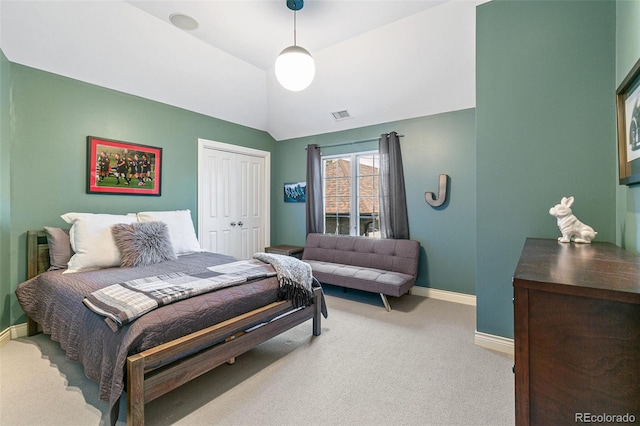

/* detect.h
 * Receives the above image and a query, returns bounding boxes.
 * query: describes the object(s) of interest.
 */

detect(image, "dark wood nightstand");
[264,244,304,259]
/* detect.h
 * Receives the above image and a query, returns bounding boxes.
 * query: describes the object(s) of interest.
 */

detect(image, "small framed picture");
[86,136,162,195]
[284,182,306,203]
[616,57,640,185]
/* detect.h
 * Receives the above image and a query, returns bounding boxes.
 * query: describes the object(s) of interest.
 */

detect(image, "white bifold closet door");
[200,147,265,259]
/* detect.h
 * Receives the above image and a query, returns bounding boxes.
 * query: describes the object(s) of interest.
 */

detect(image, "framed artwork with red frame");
[87,136,162,196]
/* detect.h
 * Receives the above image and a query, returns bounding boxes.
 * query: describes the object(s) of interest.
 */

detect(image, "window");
[322,152,380,237]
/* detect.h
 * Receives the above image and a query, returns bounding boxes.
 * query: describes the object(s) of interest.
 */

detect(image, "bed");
[17,229,324,426]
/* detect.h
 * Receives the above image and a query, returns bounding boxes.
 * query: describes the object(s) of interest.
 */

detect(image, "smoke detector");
[169,13,199,31]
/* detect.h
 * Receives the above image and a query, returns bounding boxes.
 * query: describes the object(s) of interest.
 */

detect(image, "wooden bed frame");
[26,230,322,426]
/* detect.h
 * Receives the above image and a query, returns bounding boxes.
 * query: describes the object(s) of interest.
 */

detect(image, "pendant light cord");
[293,10,297,46]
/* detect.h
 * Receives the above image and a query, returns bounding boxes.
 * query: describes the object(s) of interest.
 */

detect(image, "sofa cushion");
[304,260,415,297]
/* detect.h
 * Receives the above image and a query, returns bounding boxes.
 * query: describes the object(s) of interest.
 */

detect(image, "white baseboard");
[0,323,29,348]
[11,322,28,339]
[411,289,512,356]
[474,330,514,356]
[412,286,476,306]
[0,327,10,348]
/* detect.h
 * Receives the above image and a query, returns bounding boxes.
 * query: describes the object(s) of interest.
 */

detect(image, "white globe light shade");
[275,45,315,91]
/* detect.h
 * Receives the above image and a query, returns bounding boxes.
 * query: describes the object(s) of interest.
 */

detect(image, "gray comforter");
[15,252,280,410]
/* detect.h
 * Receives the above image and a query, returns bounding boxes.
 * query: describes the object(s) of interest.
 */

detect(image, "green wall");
[3,0,633,342]
[5,64,276,325]
[271,109,477,295]
[1,49,11,331]
[476,0,617,338]
[616,0,640,254]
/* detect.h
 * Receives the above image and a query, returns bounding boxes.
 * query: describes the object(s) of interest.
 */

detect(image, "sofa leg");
[380,294,391,312]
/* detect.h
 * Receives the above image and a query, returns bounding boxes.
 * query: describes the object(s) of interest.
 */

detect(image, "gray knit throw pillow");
[111,221,177,267]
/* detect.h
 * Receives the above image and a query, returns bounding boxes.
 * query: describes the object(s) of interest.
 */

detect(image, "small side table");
[264,244,304,259]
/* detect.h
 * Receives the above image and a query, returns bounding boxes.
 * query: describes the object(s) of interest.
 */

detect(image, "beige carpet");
[0,287,515,425]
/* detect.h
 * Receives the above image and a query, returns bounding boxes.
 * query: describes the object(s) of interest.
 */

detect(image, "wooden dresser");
[513,238,640,426]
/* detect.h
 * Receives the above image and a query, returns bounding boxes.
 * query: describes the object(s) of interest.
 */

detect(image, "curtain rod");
[305,134,404,150]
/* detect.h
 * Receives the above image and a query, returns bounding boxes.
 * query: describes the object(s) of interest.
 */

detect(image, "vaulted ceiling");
[0,0,482,141]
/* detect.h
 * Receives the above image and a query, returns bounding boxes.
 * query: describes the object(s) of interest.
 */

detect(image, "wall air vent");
[331,110,352,121]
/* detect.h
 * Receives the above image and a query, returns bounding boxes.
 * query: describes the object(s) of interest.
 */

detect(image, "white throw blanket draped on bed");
[253,252,314,308]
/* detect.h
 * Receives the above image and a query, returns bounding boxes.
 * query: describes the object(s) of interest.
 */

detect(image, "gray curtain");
[379,132,409,239]
[306,144,324,235]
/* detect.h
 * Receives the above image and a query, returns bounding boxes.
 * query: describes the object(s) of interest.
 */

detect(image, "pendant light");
[275,0,315,91]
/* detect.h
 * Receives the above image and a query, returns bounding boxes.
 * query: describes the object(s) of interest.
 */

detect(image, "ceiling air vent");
[331,110,352,121]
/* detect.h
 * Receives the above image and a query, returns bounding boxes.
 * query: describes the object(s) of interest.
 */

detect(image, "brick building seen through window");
[322,153,379,237]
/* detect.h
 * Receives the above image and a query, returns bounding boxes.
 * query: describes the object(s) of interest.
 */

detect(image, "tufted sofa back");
[302,233,420,277]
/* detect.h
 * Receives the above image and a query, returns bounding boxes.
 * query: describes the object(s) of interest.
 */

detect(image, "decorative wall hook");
[425,174,449,208]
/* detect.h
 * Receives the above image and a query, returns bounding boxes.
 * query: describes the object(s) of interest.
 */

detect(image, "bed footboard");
[124,286,323,426]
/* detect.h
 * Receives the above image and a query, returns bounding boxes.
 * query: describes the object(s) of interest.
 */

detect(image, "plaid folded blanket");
[83,259,276,331]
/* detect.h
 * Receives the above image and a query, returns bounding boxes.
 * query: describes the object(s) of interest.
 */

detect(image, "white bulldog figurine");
[549,196,597,244]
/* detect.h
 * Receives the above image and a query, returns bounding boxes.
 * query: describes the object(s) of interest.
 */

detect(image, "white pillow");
[136,209,202,256]
[61,212,138,273]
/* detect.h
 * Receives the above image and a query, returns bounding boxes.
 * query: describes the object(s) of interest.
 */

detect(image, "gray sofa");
[302,233,420,311]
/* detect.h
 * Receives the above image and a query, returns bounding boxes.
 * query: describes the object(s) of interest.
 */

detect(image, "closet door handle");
[230,222,237,227]
[237,221,243,227]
